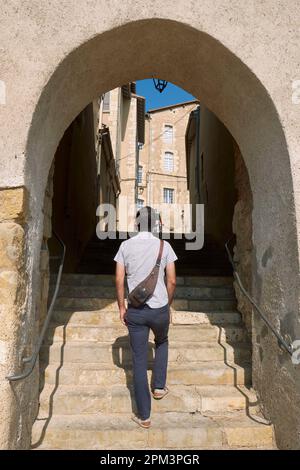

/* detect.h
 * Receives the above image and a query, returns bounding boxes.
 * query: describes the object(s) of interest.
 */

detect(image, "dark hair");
[136,206,160,232]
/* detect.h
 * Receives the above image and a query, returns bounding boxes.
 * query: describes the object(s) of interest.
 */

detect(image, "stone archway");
[1,12,300,449]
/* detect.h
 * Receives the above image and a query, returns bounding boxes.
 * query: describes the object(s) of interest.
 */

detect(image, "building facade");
[185,103,236,245]
[138,101,198,232]
[185,103,253,334]
[101,84,145,232]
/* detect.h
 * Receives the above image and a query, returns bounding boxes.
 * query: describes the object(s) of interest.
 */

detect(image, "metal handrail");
[6,231,66,381]
[225,237,293,356]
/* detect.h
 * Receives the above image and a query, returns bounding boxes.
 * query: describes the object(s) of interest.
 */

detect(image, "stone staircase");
[77,234,232,276]
[32,274,274,449]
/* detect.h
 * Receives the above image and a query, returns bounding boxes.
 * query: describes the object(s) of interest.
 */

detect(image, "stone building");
[51,102,100,272]
[96,124,121,229]
[101,84,145,232]
[186,103,235,244]
[49,95,122,270]
[185,103,252,333]
[138,101,198,232]
[0,1,300,451]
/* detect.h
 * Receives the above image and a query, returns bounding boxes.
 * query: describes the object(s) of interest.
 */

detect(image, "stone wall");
[232,143,253,335]
[0,187,33,448]
[0,172,53,448]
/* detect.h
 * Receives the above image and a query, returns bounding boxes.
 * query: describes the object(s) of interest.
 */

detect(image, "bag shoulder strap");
[155,239,164,267]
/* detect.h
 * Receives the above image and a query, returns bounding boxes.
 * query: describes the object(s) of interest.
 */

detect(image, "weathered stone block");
[0,222,25,270]
[223,421,274,448]
[0,187,27,223]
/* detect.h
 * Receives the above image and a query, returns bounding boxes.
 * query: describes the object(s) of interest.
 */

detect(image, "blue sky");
[136,79,196,112]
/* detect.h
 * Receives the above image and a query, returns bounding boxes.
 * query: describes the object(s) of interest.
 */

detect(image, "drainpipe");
[116,87,121,178]
[196,106,201,202]
[147,114,152,205]
[97,113,103,177]
[135,134,139,206]
[96,131,103,205]
[115,88,122,231]
[96,97,104,209]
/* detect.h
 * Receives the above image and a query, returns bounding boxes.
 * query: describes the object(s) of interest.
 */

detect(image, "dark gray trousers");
[126,302,170,420]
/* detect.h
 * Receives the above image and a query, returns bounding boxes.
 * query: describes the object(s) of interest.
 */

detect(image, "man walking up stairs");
[114,207,177,428]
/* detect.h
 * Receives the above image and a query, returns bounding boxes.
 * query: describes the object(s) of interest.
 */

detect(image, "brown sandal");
[152,387,169,400]
[131,415,151,429]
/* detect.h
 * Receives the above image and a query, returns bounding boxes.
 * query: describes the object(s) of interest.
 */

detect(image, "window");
[164,152,174,172]
[163,125,173,144]
[137,165,143,184]
[103,92,110,112]
[137,198,144,209]
[163,188,174,204]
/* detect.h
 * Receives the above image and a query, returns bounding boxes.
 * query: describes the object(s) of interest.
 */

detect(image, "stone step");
[31,411,274,450]
[45,323,248,344]
[180,276,233,287]
[37,272,272,451]
[53,285,235,300]
[52,274,233,287]
[54,297,237,311]
[41,361,251,387]
[38,383,257,416]
[52,309,242,326]
[40,341,251,365]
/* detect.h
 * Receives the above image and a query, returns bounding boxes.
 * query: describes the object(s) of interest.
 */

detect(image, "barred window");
[164,152,174,172]
[163,125,173,144]
[138,165,143,184]
[163,188,174,204]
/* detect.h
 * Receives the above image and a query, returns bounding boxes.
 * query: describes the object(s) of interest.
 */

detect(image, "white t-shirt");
[114,232,178,308]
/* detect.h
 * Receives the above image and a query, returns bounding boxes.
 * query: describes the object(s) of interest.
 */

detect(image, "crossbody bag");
[127,239,164,308]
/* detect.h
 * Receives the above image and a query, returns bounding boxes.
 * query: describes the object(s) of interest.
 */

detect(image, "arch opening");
[12,18,300,449]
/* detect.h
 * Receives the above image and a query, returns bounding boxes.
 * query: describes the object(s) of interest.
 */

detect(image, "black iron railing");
[6,231,66,381]
[225,237,293,356]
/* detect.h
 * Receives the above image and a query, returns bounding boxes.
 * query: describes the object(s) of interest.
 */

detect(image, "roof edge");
[147,99,199,114]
